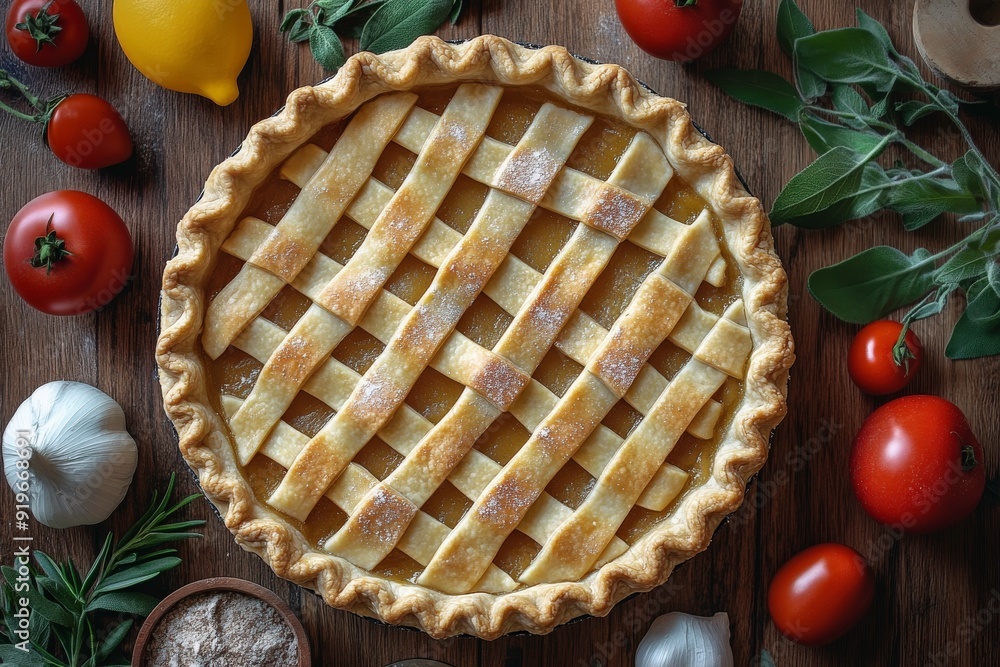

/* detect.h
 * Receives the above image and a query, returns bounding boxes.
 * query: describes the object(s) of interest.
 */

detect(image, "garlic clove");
[635,611,734,667]
[3,381,138,529]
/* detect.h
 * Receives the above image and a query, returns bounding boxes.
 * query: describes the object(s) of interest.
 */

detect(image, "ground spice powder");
[144,591,299,666]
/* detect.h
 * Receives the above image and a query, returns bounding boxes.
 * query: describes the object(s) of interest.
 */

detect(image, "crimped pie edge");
[155,34,794,639]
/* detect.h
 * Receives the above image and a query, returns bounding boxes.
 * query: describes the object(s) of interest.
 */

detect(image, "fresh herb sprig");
[0,474,204,667]
[706,0,1000,360]
[281,0,465,71]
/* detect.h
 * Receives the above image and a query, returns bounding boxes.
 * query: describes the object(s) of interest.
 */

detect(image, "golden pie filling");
[202,84,747,593]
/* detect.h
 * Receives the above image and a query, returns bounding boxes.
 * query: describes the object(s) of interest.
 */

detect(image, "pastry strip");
[202,92,417,359]
[224,85,501,464]
[267,104,594,521]
[521,301,751,583]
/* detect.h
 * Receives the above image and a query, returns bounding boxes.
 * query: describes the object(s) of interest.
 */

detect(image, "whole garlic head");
[635,612,734,667]
[2,381,138,528]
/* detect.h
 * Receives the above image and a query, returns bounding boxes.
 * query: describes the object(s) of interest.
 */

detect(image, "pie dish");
[156,35,793,638]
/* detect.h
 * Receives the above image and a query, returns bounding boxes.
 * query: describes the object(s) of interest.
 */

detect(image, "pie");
[156,35,793,638]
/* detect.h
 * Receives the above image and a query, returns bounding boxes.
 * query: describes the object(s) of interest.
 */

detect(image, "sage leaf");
[808,246,937,323]
[895,100,938,126]
[906,285,955,321]
[776,0,813,56]
[704,69,804,121]
[831,84,871,123]
[884,174,982,230]
[795,29,902,95]
[774,0,825,100]
[361,0,453,54]
[946,309,1000,359]
[778,162,888,229]
[85,592,159,616]
[856,9,897,55]
[799,113,885,155]
[771,138,891,225]
[935,247,989,284]
[988,260,1000,296]
[280,8,309,32]
[337,0,390,39]
[317,0,359,25]
[0,645,47,667]
[449,0,464,25]
[309,23,346,71]
[24,588,72,627]
[966,277,1000,325]
[953,151,989,200]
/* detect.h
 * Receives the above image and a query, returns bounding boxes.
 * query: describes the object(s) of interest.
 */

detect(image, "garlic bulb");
[635,612,734,667]
[2,381,138,528]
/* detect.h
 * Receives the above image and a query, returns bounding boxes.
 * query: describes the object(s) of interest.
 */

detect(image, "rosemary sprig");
[0,474,204,667]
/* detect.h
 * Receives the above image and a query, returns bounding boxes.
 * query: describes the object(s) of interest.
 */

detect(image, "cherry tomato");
[45,94,133,169]
[850,395,985,533]
[848,320,922,395]
[614,0,744,62]
[768,543,875,646]
[5,0,89,67]
[3,191,134,315]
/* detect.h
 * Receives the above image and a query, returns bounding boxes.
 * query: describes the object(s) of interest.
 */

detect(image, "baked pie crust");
[156,35,793,638]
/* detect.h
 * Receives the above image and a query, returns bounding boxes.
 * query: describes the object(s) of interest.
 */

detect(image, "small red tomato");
[850,395,985,533]
[3,191,134,315]
[848,320,922,395]
[768,543,875,646]
[5,0,89,67]
[614,0,744,62]
[46,94,133,169]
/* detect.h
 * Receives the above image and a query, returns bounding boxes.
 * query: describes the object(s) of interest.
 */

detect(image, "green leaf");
[280,7,309,32]
[965,277,1000,325]
[309,23,346,71]
[81,533,113,596]
[856,9,897,55]
[704,69,805,121]
[947,308,1000,358]
[895,100,938,126]
[795,28,902,95]
[85,592,159,617]
[449,0,464,25]
[832,84,871,120]
[988,260,1000,296]
[0,644,48,666]
[776,0,814,57]
[93,558,181,595]
[336,0,390,38]
[777,162,888,229]
[953,151,989,201]
[935,247,989,284]
[884,174,983,230]
[808,246,937,323]
[287,18,313,43]
[760,649,778,667]
[317,0,359,25]
[36,579,79,615]
[95,619,132,662]
[23,589,72,628]
[799,113,885,155]
[771,137,891,225]
[360,0,452,54]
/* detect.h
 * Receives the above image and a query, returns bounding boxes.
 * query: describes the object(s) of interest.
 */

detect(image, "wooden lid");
[914,0,1000,90]
[131,577,311,666]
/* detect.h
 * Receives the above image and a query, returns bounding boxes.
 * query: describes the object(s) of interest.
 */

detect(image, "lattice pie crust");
[157,35,793,638]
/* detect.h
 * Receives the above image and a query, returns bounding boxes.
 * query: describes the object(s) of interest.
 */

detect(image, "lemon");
[113,0,253,106]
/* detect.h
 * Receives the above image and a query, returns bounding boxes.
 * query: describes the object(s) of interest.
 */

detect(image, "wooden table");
[2,1,998,665]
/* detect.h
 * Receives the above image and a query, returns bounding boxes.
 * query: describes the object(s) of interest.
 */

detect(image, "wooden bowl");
[131,577,311,667]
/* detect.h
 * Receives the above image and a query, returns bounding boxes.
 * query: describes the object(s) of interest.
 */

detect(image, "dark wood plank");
[1,1,997,666]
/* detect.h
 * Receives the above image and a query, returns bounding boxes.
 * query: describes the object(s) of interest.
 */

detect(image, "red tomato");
[850,396,985,533]
[5,0,89,67]
[46,94,133,169]
[768,543,875,646]
[614,0,744,62]
[848,320,922,395]
[3,191,133,315]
